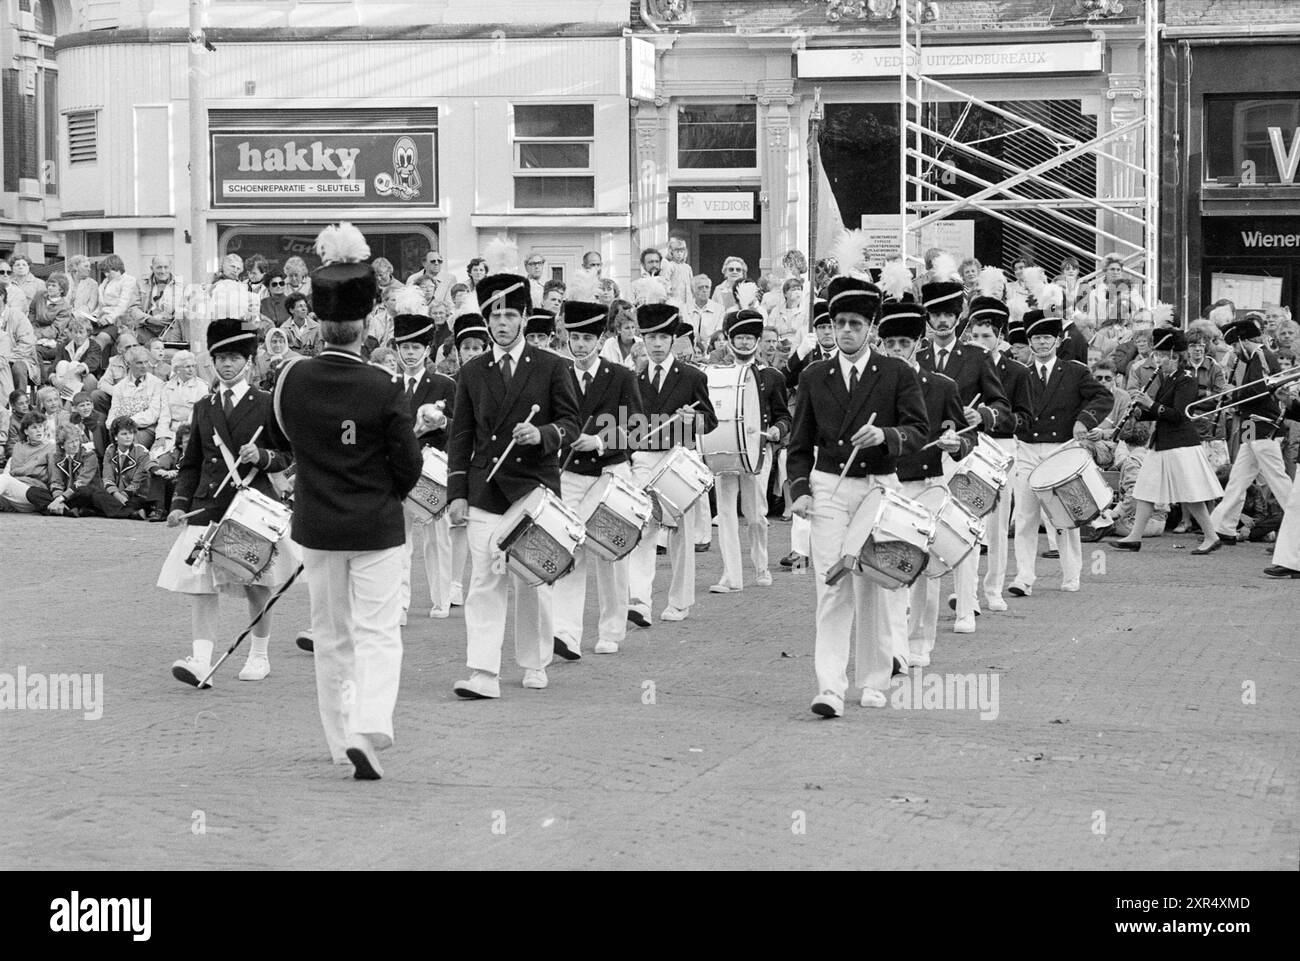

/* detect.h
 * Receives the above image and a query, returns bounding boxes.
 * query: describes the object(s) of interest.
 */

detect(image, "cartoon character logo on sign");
[374,136,422,201]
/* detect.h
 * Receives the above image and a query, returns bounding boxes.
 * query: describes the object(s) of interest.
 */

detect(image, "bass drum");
[697,364,764,475]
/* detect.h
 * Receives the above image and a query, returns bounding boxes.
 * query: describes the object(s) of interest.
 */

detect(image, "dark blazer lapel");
[824,362,849,415]
[227,386,259,436]
[585,361,616,418]
[841,355,886,433]
[490,346,538,433]
[207,392,239,455]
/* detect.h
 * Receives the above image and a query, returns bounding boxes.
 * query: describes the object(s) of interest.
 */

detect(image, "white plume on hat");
[879,259,914,302]
[483,235,520,275]
[829,228,874,279]
[1021,266,1047,300]
[1151,302,1175,327]
[1207,303,1234,327]
[631,276,669,307]
[977,266,1007,299]
[1039,283,1064,317]
[930,252,958,281]
[1007,290,1029,325]
[565,267,600,302]
[736,281,759,309]
[314,222,370,265]
[392,285,428,317]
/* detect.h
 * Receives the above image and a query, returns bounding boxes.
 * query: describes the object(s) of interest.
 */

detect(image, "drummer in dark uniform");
[787,277,929,718]
[879,299,972,668]
[445,273,581,699]
[709,308,791,594]
[626,303,718,626]
[1006,310,1111,598]
[391,291,457,623]
[160,317,295,688]
[551,300,645,659]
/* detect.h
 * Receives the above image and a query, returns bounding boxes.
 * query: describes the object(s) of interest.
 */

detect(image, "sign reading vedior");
[676,191,755,221]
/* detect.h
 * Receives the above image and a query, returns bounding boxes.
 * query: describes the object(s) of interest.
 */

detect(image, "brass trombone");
[1184,365,1300,421]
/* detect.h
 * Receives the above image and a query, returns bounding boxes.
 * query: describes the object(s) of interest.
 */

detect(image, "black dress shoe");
[553,637,581,661]
[627,609,651,629]
[148,509,166,522]
[1264,565,1300,578]
[655,545,667,555]
[979,544,988,555]
[1217,533,1238,544]
[1040,549,1060,559]
[296,635,315,653]
[779,551,798,568]
[1111,540,1141,552]
[1191,540,1222,556]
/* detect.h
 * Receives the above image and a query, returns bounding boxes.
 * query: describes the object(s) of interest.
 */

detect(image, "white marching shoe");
[811,690,844,718]
[985,596,1008,612]
[453,671,500,699]
[171,656,211,687]
[522,669,549,690]
[953,616,976,634]
[756,570,773,587]
[594,639,620,654]
[238,653,271,681]
[429,604,450,619]
[909,652,931,667]
[859,688,888,708]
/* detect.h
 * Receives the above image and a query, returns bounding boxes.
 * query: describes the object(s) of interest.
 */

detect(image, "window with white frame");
[676,104,758,171]
[513,104,595,209]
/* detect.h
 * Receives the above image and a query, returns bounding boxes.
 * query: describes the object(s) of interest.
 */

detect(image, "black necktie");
[581,371,592,394]
[937,348,949,373]
[651,366,663,395]
[848,365,859,394]
[1037,365,1048,387]
[222,388,234,419]
[499,354,512,388]
[406,377,417,399]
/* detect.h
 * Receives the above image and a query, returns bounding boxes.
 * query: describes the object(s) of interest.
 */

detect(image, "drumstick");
[830,413,876,499]
[560,415,596,472]
[485,404,540,485]
[213,425,264,497]
[642,401,699,444]
[921,422,980,452]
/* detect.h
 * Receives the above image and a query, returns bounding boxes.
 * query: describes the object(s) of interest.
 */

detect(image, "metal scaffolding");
[899,0,1162,302]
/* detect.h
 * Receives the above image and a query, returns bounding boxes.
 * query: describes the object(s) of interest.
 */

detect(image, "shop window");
[67,110,97,164]
[676,104,757,170]
[1205,95,1300,185]
[513,104,594,209]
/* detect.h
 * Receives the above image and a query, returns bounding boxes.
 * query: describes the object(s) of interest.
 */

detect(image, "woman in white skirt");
[158,318,298,686]
[1110,327,1224,554]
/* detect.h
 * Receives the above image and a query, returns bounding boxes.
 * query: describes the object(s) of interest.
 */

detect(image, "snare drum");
[914,486,985,578]
[1029,445,1112,529]
[206,487,292,584]
[493,487,587,586]
[698,365,764,474]
[949,434,1014,518]
[644,446,714,523]
[826,486,933,589]
[578,472,653,561]
[405,447,449,524]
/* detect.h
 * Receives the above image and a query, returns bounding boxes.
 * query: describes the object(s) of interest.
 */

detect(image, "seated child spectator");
[0,410,56,512]
[46,423,101,517]
[98,416,155,520]
[69,390,108,459]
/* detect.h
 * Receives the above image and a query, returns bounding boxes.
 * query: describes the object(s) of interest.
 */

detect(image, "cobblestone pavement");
[1,514,1296,870]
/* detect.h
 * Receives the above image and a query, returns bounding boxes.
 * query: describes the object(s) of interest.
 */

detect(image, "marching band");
[155,223,1300,779]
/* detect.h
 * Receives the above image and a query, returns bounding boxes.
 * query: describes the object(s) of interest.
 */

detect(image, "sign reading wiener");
[211,130,437,207]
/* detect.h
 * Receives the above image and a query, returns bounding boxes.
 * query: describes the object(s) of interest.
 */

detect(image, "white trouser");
[715,460,772,588]
[299,544,404,762]
[979,435,1017,603]
[693,492,712,545]
[464,506,553,676]
[449,522,469,595]
[0,475,40,513]
[791,513,811,556]
[901,478,942,658]
[627,450,697,614]
[1209,437,1292,536]
[1012,442,1082,589]
[553,466,632,652]
[939,455,979,620]
[400,512,452,612]
[809,471,908,698]
[1272,469,1300,569]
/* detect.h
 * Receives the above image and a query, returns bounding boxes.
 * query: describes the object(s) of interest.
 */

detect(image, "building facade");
[634,0,1152,284]
[53,0,632,287]
[0,0,62,264]
[1161,1,1300,315]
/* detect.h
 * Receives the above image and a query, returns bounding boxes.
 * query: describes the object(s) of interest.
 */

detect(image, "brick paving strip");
[0,517,1295,869]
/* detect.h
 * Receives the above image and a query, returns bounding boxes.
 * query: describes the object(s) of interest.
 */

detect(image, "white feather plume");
[1207,303,1234,327]
[631,276,669,307]
[566,268,600,302]
[879,259,914,302]
[977,266,1007,299]
[1021,266,1047,299]
[829,229,873,279]
[483,235,520,275]
[1151,302,1175,327]
[930,252,958,282]
[737,281,759,309]
[314,222,370,265]
[1007,291,1029,324]
[392,285,428,317]
[1039,283,1064,317]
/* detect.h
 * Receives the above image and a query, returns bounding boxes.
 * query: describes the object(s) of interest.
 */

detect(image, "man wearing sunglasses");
[406,249,451,305]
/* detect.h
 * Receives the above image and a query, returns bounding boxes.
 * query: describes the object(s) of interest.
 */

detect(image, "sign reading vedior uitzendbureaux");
[675,191,756,221]
[211,130,437,207]
[797,41,1103,78]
